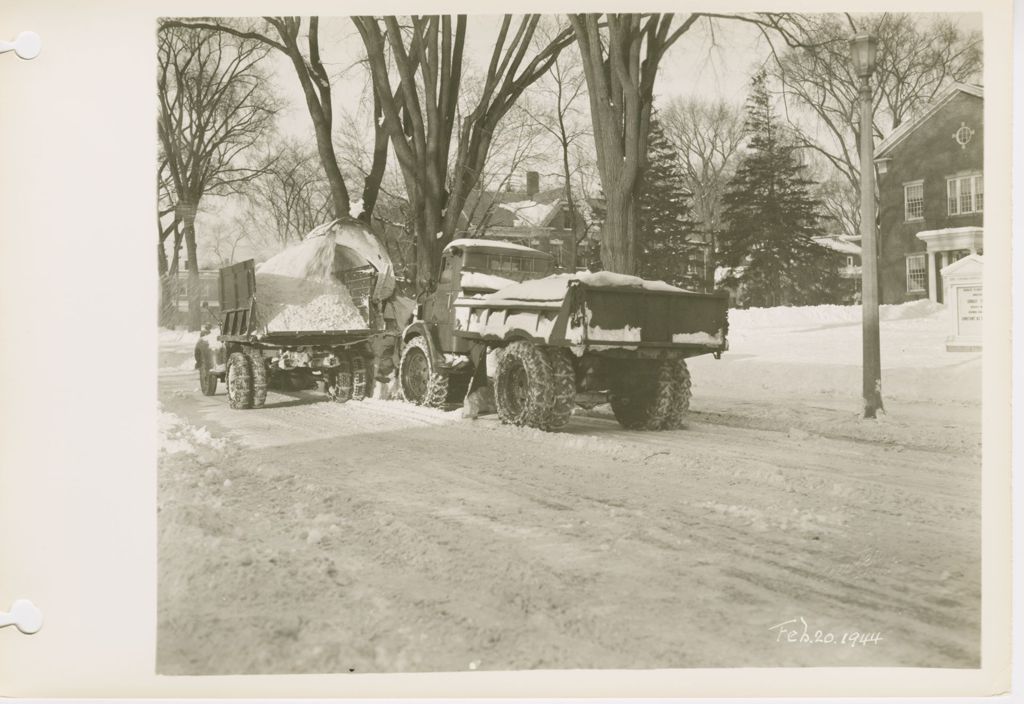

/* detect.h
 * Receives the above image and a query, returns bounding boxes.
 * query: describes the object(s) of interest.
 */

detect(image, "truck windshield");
[463,251,553,279]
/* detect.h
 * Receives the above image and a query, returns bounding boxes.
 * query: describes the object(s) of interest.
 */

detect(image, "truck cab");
[420,239,556,354]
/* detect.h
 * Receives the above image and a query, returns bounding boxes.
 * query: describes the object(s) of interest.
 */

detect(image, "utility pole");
[850,33,884,418]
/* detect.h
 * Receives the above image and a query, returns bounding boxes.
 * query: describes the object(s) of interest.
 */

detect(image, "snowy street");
[156,302,981,674]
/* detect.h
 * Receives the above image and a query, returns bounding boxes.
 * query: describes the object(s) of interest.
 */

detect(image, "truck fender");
[401,321,446,369]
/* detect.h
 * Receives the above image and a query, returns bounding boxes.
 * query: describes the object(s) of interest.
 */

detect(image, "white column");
[927,251,938,302]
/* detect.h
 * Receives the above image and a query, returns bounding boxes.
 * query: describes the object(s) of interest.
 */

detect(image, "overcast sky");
[266,13,982,141]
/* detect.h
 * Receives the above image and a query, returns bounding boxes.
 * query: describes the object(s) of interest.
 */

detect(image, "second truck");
[397,238,729,431]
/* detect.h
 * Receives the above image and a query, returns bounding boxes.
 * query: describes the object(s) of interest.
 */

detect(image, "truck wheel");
[494,341,558,429]
[198,357,218,396]
[399,336,448,407]
[662,359,692,430]
[245,349,268,408]
[351,354,368,401]
[326,354,353,403]
[226,352,253,410]
[541,347,576,429]
[608,359,682,430]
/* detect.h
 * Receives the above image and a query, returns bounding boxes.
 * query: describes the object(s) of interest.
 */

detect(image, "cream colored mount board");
[0,0,1014,699]
[0,29,42,643]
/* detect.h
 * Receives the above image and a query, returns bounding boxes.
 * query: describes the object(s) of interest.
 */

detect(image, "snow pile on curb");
[159,408,230,458]
[730,298,943,329]
[688,299,979,403]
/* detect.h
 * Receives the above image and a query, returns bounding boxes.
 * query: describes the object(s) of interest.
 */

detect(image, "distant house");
[874,83,983,304]
[460,171,584,268]
[813,234,862,302]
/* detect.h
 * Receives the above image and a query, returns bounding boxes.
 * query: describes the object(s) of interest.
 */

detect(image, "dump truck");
[194,219,403,409]
[397,239,729,431]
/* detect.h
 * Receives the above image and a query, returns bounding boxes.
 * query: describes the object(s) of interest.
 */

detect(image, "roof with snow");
[813,235,862,256]
[875,83,983,159]
[445,238,551,256]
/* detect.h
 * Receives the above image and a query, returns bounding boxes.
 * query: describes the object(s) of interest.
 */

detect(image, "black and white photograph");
[0,1,1016,698]
[150,11,998,677]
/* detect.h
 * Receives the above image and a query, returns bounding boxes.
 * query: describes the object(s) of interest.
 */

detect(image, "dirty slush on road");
[156,363,980,674]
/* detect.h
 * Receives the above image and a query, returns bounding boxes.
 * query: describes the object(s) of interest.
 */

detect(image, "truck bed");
[455,277,729,355]
[217,259,380,345]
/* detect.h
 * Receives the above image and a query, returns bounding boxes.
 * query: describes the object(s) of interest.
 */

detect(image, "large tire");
[399,336,448,407]
[326,353,353,403]
[494,341,561,430]
[198,354,218,396]
[662,359,692,430]
[541,347,576,429]
[609,358,690,430]
[245,349,268,408]
[226,352,253,410]
[350,354,368,401]
[195,337,220,396]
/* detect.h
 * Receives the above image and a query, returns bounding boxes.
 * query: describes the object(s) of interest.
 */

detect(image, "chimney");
[526,170,540,199]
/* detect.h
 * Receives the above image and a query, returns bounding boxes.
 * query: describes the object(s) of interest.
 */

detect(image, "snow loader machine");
[397,239,729,431]
[194,220,403,409]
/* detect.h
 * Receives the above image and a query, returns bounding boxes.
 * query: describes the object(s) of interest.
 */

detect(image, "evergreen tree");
[719,71,844,307]
[637,114,700,289]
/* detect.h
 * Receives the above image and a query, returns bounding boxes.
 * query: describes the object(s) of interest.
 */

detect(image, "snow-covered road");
[157,305,981,674]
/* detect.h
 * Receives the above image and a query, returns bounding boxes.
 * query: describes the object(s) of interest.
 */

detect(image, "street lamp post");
[850,33,884,419]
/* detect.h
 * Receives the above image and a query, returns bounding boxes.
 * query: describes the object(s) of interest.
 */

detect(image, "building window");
[846,255,854,267]
[906,253,927,293]
[947,174,983,215]
[904,181,924,221]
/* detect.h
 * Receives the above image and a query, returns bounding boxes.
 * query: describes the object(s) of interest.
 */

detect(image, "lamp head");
[849,33,878,79]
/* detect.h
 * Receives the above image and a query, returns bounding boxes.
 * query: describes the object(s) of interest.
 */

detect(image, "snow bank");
[689,299,980,404]
[159,408,230,457]
[730,298,943,329]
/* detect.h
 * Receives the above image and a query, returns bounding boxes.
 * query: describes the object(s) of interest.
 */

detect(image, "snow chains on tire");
[350,354,368,401]
[226,352,253,410]
[328,354,353,403]
[245,349,268,408]
[609,358,690,431]
[495,340,560,430]
[399,336,448,408]
[541,346,575,430]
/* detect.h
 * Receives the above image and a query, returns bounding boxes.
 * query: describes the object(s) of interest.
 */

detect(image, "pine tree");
[719,71,843,307]
[637,114,701,289]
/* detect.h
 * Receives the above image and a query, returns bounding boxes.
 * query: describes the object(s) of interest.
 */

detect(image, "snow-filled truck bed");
[454,272,729,355]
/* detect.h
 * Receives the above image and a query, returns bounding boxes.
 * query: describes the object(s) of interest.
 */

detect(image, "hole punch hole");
[0,599,43,634]
[0,31,42,60]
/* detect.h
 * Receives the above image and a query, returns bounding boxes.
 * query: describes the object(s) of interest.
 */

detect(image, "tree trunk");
[157,241,175,328]
[182,213,201,331]
[600,188,638,274]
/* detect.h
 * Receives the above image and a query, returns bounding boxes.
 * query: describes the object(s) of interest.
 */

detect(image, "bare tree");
[660,96,745,255]
[773,13,982,208]
[157,26,277,329]
[160,17,396,225]
[462,103,549,235]
[352,15,575,290]
[519,23,591,267]
[248,139,333,246]
[568,13,704,274]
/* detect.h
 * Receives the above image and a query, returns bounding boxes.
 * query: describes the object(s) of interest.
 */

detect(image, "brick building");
[874,83,983,304]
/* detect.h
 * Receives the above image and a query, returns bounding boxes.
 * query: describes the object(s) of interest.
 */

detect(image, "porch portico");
[914,226,984,302]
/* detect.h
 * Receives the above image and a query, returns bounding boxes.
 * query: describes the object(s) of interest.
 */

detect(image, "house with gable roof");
[873,83,983,304]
